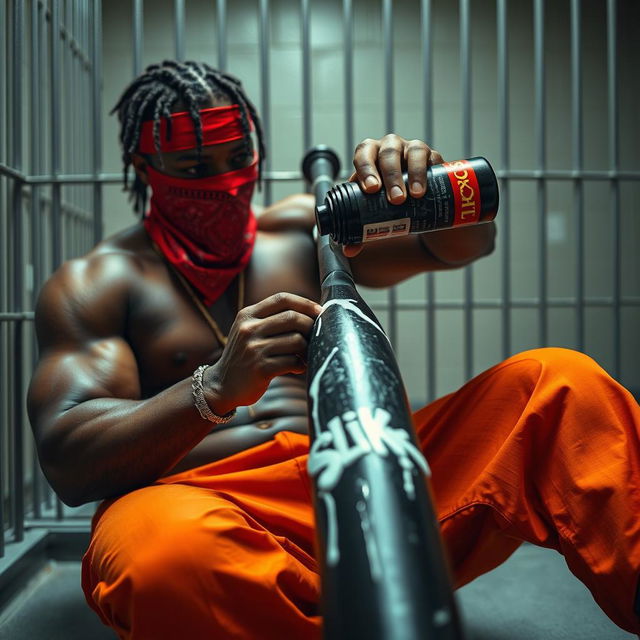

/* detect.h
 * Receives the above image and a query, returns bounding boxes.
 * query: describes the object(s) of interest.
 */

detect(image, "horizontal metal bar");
[4,184,96,223]
[2,296,636,321]
[0,529,48,574]
[0,163,27,181]
[24,170,352,184]
[2,296,636,322]
[502,169,640,180]
[26,500,99,521]
[7,166,640,186]
[22,520,92,531]
[368,296,640,312]
[4,299,633,319]
[28,171,108,184]
[0,313,35,322]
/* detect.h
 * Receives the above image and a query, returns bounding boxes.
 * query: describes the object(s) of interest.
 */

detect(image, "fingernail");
[364,175,379,189]
[390,185,403,199]
[411,181,423,194]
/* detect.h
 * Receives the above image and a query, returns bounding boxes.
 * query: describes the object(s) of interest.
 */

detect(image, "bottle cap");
[315,204,331,236]
[468,156,499,220]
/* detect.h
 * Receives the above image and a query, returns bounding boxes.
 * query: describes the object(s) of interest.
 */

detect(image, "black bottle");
[315,156,499,245]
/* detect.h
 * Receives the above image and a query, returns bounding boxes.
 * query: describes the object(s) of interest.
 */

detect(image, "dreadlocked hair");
[111,60,266,215]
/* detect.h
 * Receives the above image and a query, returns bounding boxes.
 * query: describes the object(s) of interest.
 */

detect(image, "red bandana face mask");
[139,106,258,306]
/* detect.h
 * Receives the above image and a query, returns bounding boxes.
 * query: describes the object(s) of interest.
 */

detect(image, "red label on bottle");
[442,159,481,226]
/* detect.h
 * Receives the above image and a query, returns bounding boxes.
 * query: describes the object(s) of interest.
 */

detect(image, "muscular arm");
[256,193,320,233]
[256,191,495,289]
[27,253,320,507]
[27,255,215,507]
[348,221,496,288]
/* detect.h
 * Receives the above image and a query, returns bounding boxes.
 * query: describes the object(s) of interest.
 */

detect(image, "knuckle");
[407,139,428,153]
[378,145,401,160]
[237,321,254,339]
[383,166,403,180]
[270,291,286,306]
[381,133,403,146]
[293,332,307,348]
[354,160,374,174]
[356,138,376,151]
[257,362,271,378]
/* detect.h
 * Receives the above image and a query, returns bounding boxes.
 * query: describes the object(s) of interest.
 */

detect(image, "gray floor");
[0,543,635,639]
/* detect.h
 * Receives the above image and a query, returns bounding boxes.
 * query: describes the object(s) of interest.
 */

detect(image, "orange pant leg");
[81,431,322,640]
[414,347,640,635]
[82,347,640,637]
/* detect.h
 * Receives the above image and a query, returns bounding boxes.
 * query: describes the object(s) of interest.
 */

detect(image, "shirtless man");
[26,61,640,639]
[27,61,493,506]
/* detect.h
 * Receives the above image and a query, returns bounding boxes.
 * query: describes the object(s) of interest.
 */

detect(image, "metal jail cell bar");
[1,0,10,555]
[497,0,511,366]
[132,0,143,77]
[343,0,354,170]
[608,0,621,379]
[217,0,227,71]
[1,0,637,567]
[29,0,43,517]
[460,0,473,382]
[91,0,103,246]
[422,0,437,403]
[259,0,273,207]
[1,0,102,554]
[571,0,585,353]
[301,0,312,153]
[534,0,548,350]
[11,0,26,546]
[31,0,46,520]
[382,0,398,351]
[175,0,185,62]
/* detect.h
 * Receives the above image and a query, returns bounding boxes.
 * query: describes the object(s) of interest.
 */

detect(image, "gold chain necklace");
[150,240,244,346]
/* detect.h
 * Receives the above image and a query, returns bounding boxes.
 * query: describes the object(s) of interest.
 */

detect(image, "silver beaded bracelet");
[191,364,236,424]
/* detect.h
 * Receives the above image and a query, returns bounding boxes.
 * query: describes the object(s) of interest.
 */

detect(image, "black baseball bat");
[302,146,465,640]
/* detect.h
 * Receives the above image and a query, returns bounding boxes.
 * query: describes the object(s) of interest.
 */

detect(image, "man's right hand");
[203,292,323,415]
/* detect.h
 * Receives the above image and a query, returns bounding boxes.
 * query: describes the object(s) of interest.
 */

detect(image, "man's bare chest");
[127,284,224,396]
[125,230,320,397]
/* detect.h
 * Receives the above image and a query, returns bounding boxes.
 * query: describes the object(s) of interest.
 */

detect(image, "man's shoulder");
[251,225,319,301]
[254,223,316,268]
[36,225,155,329]
[50,226,148,288]
[255,193,316,234]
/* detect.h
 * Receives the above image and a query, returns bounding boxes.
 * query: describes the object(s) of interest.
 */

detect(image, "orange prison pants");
[81,348,640,639]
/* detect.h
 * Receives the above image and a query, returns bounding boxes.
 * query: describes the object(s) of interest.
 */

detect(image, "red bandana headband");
[138,104,252,154]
